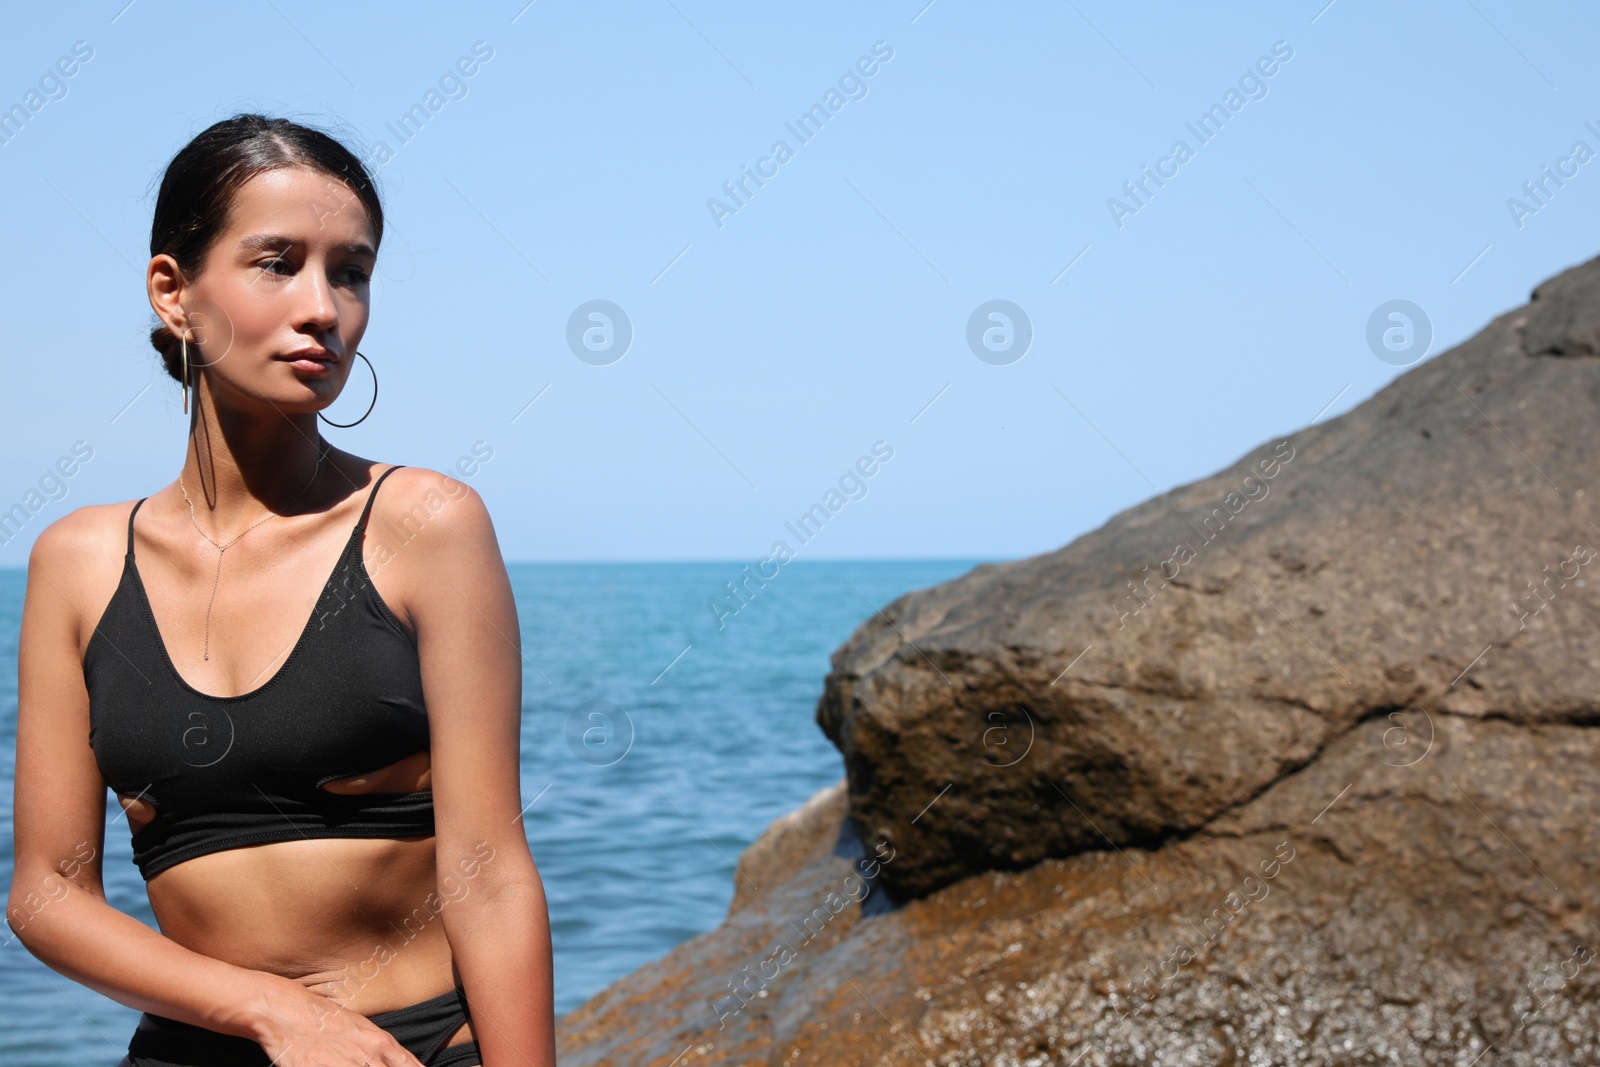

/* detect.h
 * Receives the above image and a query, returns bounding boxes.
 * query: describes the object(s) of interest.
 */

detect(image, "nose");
[296,261,339,336]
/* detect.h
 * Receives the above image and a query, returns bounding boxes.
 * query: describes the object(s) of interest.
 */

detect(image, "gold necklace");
[176,439,331,661]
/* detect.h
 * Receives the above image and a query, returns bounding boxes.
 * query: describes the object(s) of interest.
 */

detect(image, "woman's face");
[154,164,377,415]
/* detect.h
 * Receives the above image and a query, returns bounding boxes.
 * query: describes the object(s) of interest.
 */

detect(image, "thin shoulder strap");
[356,465,406,532]
[126,497,147,558]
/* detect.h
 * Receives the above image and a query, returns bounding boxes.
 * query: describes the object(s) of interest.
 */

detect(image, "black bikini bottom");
[120,983,479,1067]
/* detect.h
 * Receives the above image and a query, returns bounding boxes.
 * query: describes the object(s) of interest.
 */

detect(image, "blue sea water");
[0,557,983,1065]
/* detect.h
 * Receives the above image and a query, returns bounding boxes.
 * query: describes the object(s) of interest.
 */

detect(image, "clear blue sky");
[2,0,1597,561]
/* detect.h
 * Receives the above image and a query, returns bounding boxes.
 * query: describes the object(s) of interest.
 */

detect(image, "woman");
[7,114,556,1066]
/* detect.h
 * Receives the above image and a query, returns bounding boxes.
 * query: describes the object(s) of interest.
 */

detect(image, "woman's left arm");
[394,470,555,1067]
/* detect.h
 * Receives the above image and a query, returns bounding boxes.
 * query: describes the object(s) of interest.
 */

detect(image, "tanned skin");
[9,165,556,1067]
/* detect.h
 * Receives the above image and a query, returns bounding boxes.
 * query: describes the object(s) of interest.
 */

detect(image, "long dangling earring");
[319,350,378,427]
[181,331,190,415]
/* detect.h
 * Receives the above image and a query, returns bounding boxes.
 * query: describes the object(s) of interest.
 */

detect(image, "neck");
[181,390,338,525]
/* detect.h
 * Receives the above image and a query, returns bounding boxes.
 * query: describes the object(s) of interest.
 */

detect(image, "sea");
[0,558,983,1064]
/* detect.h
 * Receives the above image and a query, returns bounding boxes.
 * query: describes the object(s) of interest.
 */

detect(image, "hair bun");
[149,322,185,384]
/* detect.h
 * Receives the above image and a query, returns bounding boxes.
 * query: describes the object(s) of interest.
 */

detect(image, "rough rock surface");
[817,254,1600,901]
[555,254,1600,1065]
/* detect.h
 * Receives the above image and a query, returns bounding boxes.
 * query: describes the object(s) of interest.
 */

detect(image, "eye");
[343,267,372,284]
[257,254,293,275]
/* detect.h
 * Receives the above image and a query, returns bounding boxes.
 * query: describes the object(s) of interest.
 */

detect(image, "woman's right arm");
[5,510,381,1053]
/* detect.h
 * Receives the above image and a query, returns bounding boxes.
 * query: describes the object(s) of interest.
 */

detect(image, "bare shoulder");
[364,463,497,545]
[358,464,504,607]
[24,501,140,649]
[358,464,505,636]
[26,500,136,579]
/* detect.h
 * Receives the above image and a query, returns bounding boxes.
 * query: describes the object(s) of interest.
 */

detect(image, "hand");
[249,975,426,1067]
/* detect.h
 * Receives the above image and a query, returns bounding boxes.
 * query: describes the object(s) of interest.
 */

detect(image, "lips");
[278,350,336,373]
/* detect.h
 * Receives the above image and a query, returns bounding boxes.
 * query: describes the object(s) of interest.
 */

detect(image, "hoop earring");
[319,350,378,428]
[181,332,190,415]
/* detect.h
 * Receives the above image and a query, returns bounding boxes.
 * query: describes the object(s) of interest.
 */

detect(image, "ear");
[147,253,191,338]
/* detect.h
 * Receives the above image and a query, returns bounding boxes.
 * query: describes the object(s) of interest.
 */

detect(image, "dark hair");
[146,113,384,385]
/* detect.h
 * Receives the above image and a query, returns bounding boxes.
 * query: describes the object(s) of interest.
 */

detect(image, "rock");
[816,252,1600,901]
[556,780,876,1067]
[559,715,1600,1065]
[1520,258,1600,357]
[555,252,1600,1065]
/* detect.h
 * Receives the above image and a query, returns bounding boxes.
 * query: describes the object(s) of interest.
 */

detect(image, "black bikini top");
[85,464,434,882]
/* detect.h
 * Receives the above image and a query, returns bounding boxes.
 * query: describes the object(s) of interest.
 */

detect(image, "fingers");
[374,1028,428,1067]
[265,1018,427,1067]
[376,1042,428,1067]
